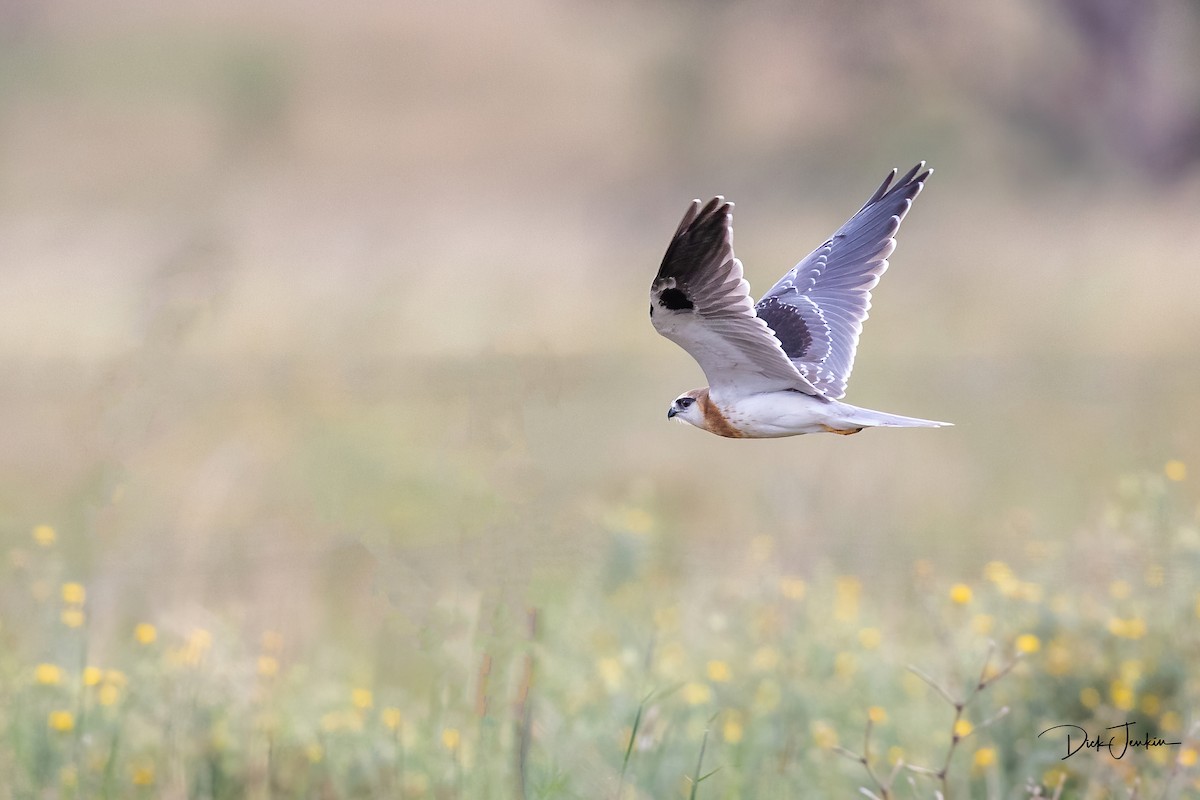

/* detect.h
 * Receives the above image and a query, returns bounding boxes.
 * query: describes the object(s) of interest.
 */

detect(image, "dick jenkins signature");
[1038,721,1181,760]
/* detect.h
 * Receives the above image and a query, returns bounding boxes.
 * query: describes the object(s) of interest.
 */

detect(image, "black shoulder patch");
[757,297,811,360]
[659,287,694,311]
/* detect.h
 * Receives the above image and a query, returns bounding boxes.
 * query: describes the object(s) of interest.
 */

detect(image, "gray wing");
[650,197,821,400]
[755,163,932,400]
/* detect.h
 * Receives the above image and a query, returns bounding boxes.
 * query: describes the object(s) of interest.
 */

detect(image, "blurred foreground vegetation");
[2,469,1198,798]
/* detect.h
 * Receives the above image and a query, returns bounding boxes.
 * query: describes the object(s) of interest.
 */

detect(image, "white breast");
[720,391,839,438]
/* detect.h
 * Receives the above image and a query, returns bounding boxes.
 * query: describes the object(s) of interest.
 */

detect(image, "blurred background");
[2,0,1199,736]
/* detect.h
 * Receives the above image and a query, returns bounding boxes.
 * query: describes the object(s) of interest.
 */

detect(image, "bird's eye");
[678,397,695,408]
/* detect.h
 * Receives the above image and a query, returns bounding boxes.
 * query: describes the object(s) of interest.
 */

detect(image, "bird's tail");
[833,403,952,429]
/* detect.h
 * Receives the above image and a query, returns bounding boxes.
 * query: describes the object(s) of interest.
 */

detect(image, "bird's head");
[667,389,706,428]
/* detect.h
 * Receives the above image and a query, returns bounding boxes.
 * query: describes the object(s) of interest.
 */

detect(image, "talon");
[822,425,864,435]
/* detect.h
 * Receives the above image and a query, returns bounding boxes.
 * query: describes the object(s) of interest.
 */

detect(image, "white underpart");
[719,391,951,438]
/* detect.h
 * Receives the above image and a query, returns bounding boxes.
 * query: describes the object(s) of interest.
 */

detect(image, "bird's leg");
[821,425,864,435]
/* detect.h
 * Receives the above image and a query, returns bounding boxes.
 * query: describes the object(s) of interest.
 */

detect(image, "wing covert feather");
[755,164,931,399]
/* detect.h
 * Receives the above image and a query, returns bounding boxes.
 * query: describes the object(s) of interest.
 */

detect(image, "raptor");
[650,163,950,438]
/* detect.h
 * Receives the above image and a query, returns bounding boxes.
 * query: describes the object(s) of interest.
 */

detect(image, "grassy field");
[1,463,1198,798]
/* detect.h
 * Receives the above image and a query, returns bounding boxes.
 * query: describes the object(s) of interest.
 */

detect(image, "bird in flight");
[650,163,950,439]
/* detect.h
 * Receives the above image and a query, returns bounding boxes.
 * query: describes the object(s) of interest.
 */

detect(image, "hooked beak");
[667,407,678,419]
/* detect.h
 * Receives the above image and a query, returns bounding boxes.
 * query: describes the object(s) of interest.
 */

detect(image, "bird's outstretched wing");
[755,163,931,399]
[651,197,821,400]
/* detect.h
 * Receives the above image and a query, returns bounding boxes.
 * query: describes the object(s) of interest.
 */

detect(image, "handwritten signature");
[1038,721,1181,760]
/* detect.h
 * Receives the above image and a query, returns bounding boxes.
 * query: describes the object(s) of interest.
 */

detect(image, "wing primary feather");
[752,162,933,399]
[651,195,822,398]
[672,199,703,239]
[862,168,898,208]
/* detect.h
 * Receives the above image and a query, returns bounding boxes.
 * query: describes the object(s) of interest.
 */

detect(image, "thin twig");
[906,665,959,707]
[903,647,1018,800]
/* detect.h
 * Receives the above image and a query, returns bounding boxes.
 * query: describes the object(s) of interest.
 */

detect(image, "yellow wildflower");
[949,583,973,605]
[868,706,888,725]
[1080,687,1100,709]
[811,720,838,749]
[441,728,461,751]
[983,560,1012,584]
[33,525,56,547]
[257,656,279,678]
[722,713,744,744]
[1179,747,1198,767]
[858,627,882,649]
[834,651,858,680]
[172,628,213,666]
[1119,659,1143,683]
[47,710,74,732]
[779,576,807,600]
[188,628,212,651]
[596,657,622,691]
[134,623,157,645]
[1015,634,1041,654]
[305,743,323,763]
[351,688,373,709]
[954,719,973,739]
[1107,617,1146,639]
[34,663,63,685]
[1165,460,1187,482]
[752,646,780,671]
[60,608,84,628]
[381,707,403,730]
[834,576,861,622]
[657,641,686,678]
[974,747,996,769]
[1046,640,1071,676]
[98,684,120,706]
[1109,680,1135,711]
[61,583,86,605]
[706,660,732,682]
[83,666,103,687]
[682,682,712,705]
[131,764,155,786]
